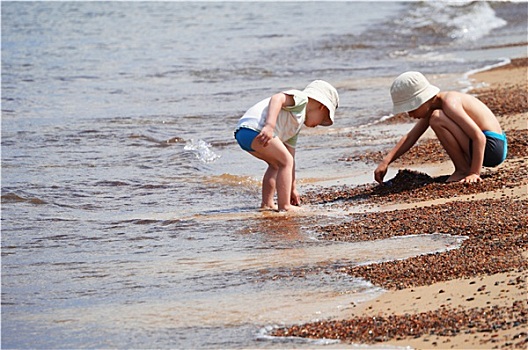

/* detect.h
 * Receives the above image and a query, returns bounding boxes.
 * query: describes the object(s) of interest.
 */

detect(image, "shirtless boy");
[375,71,507,184]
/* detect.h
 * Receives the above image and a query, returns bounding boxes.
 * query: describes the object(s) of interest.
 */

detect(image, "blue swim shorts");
[470,130,507,167]
[234,127,259,152]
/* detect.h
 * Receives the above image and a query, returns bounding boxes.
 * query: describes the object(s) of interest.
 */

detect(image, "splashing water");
[395,1,507,43]
[184,139,221,164]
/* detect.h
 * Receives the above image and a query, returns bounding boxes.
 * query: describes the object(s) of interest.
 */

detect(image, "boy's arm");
[285,144,300,206]
[374,117,429,183]
[256,93,295,147]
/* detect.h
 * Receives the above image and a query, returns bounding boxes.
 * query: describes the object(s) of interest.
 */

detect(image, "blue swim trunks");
[470,130,507,167]
[234,127,259,152]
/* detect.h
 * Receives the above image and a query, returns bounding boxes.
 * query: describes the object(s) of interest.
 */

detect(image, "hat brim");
[392,85,440,114]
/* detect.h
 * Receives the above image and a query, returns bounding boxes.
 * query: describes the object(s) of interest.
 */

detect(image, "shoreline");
[272,57,527,349]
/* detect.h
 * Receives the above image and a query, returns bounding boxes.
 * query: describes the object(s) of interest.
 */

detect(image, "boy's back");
[436,91,502,134]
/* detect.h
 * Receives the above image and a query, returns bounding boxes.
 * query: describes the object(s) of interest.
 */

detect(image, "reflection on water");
[5,204,465,348]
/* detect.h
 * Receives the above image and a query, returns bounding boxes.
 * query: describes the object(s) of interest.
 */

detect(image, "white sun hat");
[303,80,339,125]
[390,71,440,114]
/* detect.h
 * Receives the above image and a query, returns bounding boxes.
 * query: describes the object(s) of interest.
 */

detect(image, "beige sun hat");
[303,80,339,125]
[390,71,440,114]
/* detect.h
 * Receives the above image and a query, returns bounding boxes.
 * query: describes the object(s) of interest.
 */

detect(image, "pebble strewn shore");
[307,129,527,207]
[274,197,527,345]
[272,58,528,348]
[274,302,527,348]
[323,199,527,289]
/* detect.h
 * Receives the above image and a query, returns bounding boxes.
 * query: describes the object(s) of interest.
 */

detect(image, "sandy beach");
[272,57,527,349]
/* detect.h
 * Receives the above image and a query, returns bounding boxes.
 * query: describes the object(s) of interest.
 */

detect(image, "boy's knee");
[269,152,293,170]
[430,109,442,119]
[429,109,445,127]
[279,153,294,169]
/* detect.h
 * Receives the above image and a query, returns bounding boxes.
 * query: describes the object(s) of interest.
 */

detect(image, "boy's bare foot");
[278,205,303,212]
[260,204,278,211]
[446,171,466,183]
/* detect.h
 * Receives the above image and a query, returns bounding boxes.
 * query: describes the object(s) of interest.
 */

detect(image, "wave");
[2,192,47,205]
[395,1,507,43]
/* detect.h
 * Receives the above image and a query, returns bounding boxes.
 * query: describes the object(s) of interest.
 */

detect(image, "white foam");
[184,138,221,163]
[447,1,507,42]
[396,1,507,43]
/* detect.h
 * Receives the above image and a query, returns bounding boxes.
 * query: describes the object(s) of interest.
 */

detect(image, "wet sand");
[272,57,527,349]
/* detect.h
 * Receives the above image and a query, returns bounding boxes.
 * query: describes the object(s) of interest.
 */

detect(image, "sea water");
[2,1,527,349]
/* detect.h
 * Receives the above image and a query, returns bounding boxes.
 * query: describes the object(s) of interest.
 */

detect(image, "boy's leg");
[236,128,278,209]
[261,165,277,209]
[249,137,298,211]
[429,110,471,182]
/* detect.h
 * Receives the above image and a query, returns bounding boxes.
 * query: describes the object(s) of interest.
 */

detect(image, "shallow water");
[2,1,527,348]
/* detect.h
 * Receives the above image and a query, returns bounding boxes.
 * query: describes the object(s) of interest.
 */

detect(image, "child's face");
[407,102,430,119]
[304,102,332,127]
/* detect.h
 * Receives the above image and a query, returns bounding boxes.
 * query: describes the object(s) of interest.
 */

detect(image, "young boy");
[375,71,507,184]
[235,80,339,212]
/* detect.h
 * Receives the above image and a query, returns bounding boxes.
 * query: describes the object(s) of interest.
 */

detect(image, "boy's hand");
[374,163,388,184]
[256,125,274,147]
[290,189,301,206]
[460,174,481,183]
